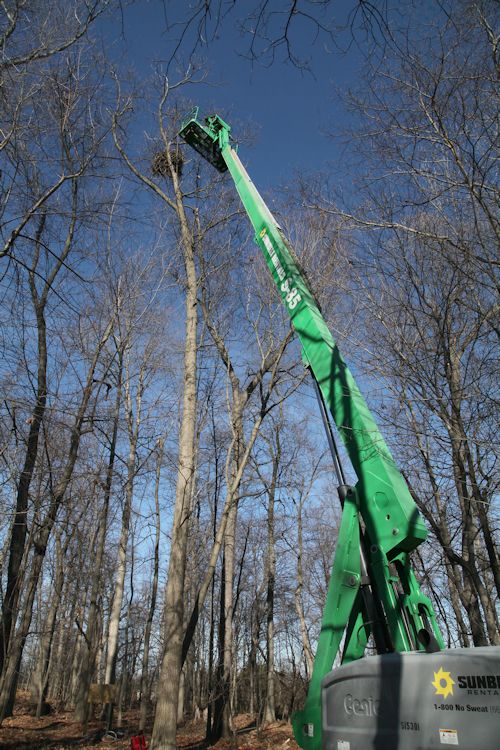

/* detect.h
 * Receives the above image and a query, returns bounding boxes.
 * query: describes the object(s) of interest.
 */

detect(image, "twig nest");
[152,148,183,180]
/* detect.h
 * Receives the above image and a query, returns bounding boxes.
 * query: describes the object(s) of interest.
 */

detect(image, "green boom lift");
[179,109,500,750]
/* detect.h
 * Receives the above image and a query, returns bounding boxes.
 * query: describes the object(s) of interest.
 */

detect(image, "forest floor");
[0,693,301,750]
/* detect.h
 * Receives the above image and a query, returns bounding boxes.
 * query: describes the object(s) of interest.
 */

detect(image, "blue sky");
[102,0,365,188]
[95,1,368,496]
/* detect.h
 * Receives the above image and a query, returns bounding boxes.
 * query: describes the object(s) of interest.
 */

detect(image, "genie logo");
[344,693,380,717]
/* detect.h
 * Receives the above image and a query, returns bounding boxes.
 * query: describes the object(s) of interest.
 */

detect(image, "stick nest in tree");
[152,148,183,180]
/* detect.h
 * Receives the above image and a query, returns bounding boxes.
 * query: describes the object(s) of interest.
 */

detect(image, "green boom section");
[179,110,444,750]
[179,109,427,557]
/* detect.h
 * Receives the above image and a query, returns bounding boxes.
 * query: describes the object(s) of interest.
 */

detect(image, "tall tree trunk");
[446,344,498,644]
[405,401,495,647]
[150,161,198,750]
[74,361,122,722]
[177,668,186,725]
[221,496,237,737]
[263,439,278,726]
[294,495,314,678]
[0,315,113,722]
[50,605,67,702]
[33,531,65,716]
[248,606,259,717]
[139,437,163,731]
[443,558,470,648]
[178,304,292,674]
[205,565,217,739]
[0,214,48,674]
[210,396,246,740]
[1,181,78,680]
[117,540,135,729]
[103,350,143,718]
[210,557,227,743]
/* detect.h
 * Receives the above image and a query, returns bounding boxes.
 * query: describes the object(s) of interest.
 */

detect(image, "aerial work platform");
[179,108,229,172]
[179,108,500,750]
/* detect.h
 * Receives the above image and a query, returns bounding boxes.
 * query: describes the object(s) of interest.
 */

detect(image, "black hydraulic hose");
[310,370,346,487]
[310,368,393,655]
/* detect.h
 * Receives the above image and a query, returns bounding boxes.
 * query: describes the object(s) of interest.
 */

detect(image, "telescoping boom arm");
[179,109,444,750]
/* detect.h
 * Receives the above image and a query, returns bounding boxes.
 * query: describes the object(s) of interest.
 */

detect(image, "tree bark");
[263,435,279,727]
[150,149,198,750]
[139,437,163,731]
[102,346,143,730]
[0,213,48,675]
[294,493,314,677]
[33,531,65,716]
[74,357,122,722]
[0,314,113,722]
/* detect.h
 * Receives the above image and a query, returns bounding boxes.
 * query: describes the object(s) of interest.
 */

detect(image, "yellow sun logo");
[432,667,455,699]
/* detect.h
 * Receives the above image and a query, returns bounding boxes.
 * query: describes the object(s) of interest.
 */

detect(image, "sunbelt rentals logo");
[432,667,455,699]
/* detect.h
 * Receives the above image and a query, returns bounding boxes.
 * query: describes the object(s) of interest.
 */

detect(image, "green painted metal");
[291,487,361,749]
[179,111,445,750]
[179,108,229,172]
[180,112,427,556]
[342,602,370,664]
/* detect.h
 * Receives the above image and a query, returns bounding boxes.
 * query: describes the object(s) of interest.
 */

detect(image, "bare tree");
[161,0,387,69]
[0,1,110,73]
[0,36,116,717]
[259,425,281,727]
[197,254,297,739]
[103,312,147,693]
[0,306,114,720]
[112,74,228,750]
[73,340,123,723]
[139,437,163,731]
[314,0,499,645]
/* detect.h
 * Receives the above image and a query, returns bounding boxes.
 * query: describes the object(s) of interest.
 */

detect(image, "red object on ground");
[130,734,147,750]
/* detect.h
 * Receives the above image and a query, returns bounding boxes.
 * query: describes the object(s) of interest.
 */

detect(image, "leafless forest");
[0,2,498,749]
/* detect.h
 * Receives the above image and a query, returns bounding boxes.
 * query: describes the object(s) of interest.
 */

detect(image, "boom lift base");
[321,646,500,750]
